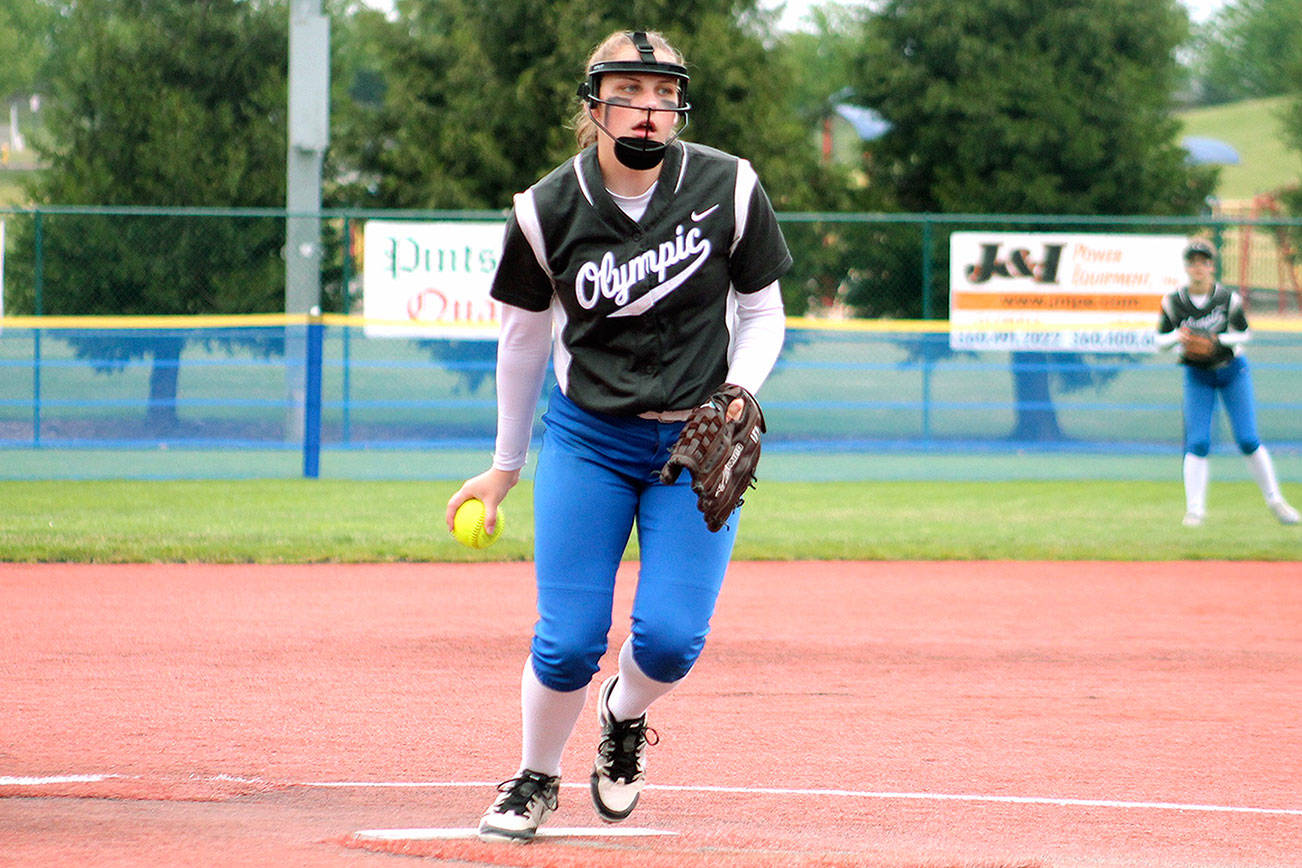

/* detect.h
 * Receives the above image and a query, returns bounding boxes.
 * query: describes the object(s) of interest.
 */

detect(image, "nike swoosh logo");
[691,204,719,222]
[608,245,712,318]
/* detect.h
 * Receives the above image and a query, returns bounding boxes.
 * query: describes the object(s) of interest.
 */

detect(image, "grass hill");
[1176,95,1301,202]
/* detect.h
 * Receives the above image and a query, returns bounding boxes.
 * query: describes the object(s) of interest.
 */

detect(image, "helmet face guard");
[577,31,691,169]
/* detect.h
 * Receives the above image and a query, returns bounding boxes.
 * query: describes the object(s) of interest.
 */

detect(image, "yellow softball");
[452,498,503,549]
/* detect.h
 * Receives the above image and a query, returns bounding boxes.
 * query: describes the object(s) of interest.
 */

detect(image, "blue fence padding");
[1,323,1298,479]
[303,319,324,478]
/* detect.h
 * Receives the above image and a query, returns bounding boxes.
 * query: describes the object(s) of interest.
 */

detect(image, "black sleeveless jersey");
[1157,284,1248,369]
[490,141,792,416]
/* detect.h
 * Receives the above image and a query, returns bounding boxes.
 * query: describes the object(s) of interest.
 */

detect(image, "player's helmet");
[577,31,692,170]
[578,32,691,111]
[1183,239,1216,261]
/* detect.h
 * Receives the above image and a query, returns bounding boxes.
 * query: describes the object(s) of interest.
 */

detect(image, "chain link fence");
[1,207,1299,479]
[4,206,1300,320]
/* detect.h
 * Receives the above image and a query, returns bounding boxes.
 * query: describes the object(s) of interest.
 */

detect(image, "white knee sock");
[1244,446,1284,503]
[606,637,679,722]
[1184,453,1209,516]
[519,658,588,777]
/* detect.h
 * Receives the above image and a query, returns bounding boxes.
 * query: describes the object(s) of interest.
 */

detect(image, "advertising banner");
[361,220,506,338]
[949,232,1188,352]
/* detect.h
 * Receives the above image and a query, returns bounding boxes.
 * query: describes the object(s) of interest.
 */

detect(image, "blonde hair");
[571,30,687,149]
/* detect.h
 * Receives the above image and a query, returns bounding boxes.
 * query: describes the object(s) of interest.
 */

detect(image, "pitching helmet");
[577,31,691,112]
[577,31,691,170]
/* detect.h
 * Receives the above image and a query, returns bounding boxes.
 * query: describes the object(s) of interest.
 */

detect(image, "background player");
[1156,239,1298,527]
[445,29,791,842]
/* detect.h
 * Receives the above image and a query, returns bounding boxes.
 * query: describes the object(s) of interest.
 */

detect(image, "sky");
[760,0,1230,32]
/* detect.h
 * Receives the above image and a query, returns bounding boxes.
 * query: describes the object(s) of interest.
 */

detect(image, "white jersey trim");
[513,189,554,281]
[1223,292,1250,348]
[573,153,596,207]
[550,296,572,396]
[673,141,689,193]
[731,159,758,255]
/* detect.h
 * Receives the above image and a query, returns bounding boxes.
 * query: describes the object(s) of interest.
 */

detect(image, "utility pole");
[285,0,329,444]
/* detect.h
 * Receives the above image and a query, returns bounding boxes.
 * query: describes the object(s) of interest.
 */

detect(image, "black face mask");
[614,135,669,170]
[585,103,690,170]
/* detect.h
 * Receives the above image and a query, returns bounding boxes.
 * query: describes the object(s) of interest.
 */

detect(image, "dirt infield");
[2,561,1300,866]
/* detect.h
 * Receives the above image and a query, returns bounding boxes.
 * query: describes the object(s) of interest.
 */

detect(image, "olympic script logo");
[1182,307,1228,333]
[575,222,712,317]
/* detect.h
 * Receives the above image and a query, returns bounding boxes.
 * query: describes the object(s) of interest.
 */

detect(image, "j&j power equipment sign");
[949,232,1188,352]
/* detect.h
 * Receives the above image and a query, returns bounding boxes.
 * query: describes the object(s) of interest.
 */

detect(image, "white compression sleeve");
[1154,330,1180,351]
[493,304,553,472]
[726,281,786,395]
[1216,328,1250,349]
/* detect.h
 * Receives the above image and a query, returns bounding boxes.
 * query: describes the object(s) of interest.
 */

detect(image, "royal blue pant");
[1183,356,1260,456]
[529,387,739,692]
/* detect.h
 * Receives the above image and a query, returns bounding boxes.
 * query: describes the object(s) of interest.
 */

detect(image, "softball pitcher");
[1156,239,1298,527]
[445,29,791,842]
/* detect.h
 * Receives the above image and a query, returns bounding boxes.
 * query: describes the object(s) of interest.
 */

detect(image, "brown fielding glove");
[1180,328,1219,362]
[659,384,766,532]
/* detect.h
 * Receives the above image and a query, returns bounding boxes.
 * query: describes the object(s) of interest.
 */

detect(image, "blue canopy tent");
[1181,136,1241,165]
[822,103,892,163]
[833,103,893,141]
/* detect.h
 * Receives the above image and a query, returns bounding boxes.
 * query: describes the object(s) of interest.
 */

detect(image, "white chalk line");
[0,774,121,786]
[4,774,1300,818]
[352,827,676,841]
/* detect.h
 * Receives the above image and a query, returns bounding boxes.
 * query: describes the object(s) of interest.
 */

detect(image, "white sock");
[606,637,679,722]
[1184,453,1209,516]
[519,658,588,777]
[1244,446,1284,503]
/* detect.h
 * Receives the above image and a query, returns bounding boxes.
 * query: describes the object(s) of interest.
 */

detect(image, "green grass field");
[1176,95,1300,200]
[0,478,1296,562]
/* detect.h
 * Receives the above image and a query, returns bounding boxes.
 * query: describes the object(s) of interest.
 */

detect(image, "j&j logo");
[966,243,1065,284]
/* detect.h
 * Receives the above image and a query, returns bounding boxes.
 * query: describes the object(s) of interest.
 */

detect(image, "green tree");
[0,0,58,101]
[31,0,288,207]
[770,8,904,318]
[12,0,289,429]
[329,0,839,211]
[778,5,870,151]
[848,0,1216,441]
[854,0,1207,216]
[1190,0,1302,105]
